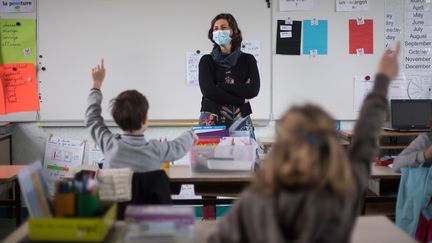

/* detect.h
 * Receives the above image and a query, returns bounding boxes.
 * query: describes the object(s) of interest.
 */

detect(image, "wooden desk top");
[351,216,415,243]
[3,216,415,243]
[0,165,24,181]
[259,136,350,146]
[340,130,423,138]
[167,163,399,183]
[166,165,253,183]
[370,164,400,179]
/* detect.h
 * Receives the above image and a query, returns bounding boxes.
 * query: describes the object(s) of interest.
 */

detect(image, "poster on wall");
[349,19,374,55]
[303,19,328,56]
[336,0,369,12]
[279,0,314,11]
[0,0,35,13]
[186,51,209,86]
[276,19,302,55]
[0,19,37,65]
[43,135,85,195]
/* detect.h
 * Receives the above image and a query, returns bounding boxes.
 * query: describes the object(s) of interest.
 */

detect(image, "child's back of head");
[254,104,351,194]
[111,90,149,132]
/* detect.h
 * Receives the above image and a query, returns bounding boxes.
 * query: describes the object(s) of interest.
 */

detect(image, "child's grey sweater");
[392,133,432,172]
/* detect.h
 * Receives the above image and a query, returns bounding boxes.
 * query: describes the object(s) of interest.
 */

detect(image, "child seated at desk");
[208,46,400,243]
[392,132,432,173]
[85,60,197,172]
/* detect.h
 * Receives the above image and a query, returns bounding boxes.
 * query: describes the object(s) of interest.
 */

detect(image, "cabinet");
[0,133,12,165]
[339,130,422,156]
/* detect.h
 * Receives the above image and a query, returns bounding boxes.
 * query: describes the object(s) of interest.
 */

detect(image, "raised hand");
[377,42,400,81]
[92,59,106,89]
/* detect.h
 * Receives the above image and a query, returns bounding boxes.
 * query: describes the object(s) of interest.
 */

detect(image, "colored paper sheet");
[0,63,39,114]
[303,20,328,55]
[349,19,374,54]
[276,20,302,55]
[0,77,5,114]
[0,18,36,65]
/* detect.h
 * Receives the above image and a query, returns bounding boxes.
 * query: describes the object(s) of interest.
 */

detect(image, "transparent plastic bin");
[190,145,256,173]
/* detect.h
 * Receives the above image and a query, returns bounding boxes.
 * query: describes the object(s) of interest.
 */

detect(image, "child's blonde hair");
[254,104,352,194]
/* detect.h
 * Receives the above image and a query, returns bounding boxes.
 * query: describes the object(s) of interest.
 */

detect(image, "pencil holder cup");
[76,194,99,217]
[54,193,75,217]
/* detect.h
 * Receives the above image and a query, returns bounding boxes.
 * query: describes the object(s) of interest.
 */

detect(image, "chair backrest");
[396,167,432,236]
[117,170,172,219]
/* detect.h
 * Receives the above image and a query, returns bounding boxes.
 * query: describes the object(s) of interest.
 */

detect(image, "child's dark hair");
[208,13,243,50]
[110,90,149,132]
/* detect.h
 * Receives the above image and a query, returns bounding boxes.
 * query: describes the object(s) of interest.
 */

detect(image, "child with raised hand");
[85,59,197,171]
[208,44,400,243]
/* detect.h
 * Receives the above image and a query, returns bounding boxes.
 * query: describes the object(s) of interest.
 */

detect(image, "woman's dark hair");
[208,13,243,51]
[110,90,149,132]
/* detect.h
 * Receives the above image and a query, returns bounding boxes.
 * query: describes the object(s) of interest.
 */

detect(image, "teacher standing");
[198,13,260,137]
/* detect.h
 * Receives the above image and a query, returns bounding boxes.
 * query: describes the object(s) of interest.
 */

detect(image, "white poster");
[384,0,404,50]
[88,144,104,166]
[241,41,261,74]
[186,51,209,86]
[0,0,34,13]
[43,135,85,195]
[279,0,314,11]
[404,0,432,74]
[336,0,369,12]
[352,75,430,112]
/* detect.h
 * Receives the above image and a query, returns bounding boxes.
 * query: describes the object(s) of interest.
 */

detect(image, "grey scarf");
[211,47,242,69]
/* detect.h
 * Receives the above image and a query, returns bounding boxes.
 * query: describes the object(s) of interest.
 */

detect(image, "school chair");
[396,167,432,241]
[117,170,172,220]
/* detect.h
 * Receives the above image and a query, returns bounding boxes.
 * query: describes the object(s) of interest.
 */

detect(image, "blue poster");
[303,20,328,55]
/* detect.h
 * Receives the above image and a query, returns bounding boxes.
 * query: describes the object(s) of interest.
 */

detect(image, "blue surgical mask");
[212,30,231,46]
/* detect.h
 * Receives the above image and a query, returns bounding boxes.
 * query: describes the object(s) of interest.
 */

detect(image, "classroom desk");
[259,136,350,153]
[166,165,250,219]
[167,164,399,195]
[2,216,415,243]
[0,165,24,227]
[167,165,252,205]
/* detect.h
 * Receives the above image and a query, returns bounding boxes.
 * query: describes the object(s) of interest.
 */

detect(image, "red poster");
[0,63,39,114]
[349,19,374,54]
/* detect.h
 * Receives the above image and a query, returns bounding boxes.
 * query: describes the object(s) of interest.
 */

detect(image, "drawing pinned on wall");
[0,0,35,12]
[406,75,432,99]
[186,50,209,86]
[0,63,39,114]
[336,0,369,12]
[303,19,328,55]
[0,18,36,64]
[43,135,85,195]
[279,0,314,11]
[349,18,374,55]
[353,75,432,111]
[89,144,104,166]
[241,41,261,73]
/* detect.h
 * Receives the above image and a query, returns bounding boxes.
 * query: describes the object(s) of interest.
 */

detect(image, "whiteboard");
[272,0,385,120]
[37,0,271,121]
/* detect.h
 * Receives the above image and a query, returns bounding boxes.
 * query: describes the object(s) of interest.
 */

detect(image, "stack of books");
[124,206,195,243]
[192,126,228,138]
